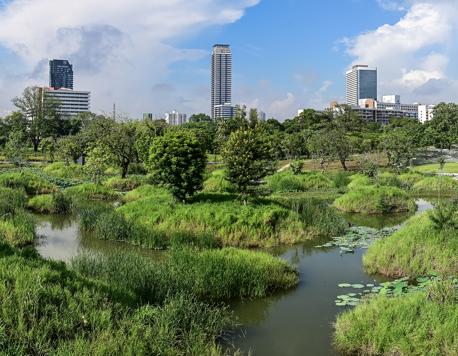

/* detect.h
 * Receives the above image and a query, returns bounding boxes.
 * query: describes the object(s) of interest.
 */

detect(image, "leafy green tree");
[189,113,212,123]
[307,130,336,172]
[85,146,110,184]
[290,160,304,175]
[222,127,276,203]
[381,128,418,170]
[148,130,207,201]
[182,121,218,155]
[41,137,57,163]
[283,132,308,159]
[57,135,84,164]
[12,86,62,152]
[4,130,28,166]
[134,118,167,163]
[426,103,458,150]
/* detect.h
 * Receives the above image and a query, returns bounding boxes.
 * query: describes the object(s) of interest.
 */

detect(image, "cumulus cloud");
[347,0,458,104]
[0,0,259,116]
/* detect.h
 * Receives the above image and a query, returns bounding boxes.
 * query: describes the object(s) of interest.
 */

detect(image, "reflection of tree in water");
[36,214,76,230]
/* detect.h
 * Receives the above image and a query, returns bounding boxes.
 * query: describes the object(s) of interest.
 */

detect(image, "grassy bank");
[334,281,458,355]
[412,176,458,196]
[364,213,458,278]
[413,162,458,174]
[0,244,232,355]
[82,185,347,249]
[334,185,416,214]
[72,247,298,302]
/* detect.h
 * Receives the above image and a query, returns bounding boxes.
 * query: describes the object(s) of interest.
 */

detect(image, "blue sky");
[0,0,457,119]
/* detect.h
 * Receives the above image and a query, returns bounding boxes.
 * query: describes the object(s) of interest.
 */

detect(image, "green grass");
[0,211,35,247]
[334,281,458,356]
[0,187,27,215]
[0,170,57,195]
[334,185,416,214]
[64,183,119,202]
[266,171,335,193]
[112,186,347,248]
[413,162,458,174]
[363,213,458,278]
[27,193,71,214]
[43,161,87,179]
[0,245,231,355]
[202,169,235,193]
[412,176,458,196]
[72,247,298,302]
[104,176,145,192]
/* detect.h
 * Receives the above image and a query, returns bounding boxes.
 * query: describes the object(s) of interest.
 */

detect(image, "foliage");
[3,129,28,166]
[357,156,379,178]
[0,212,35,247]
[307,130,336,171]
[412,176,458,196]
[381,127,418,171]
[428,203,458,231]
[148,129,207,201]
[290,160,304,175]
[56,135,84,164]
[413,162,458,174]
[426,103,458,150]
[0,187,27,215]
[203,169,236,193]
[43,161,87,180]
[72,248,298,302]
[104,176,144,192]
[134,118,167,163]
[64,183,118,202]
[334,185,416,214]
[0,170,57,195]
[27,192,71,214]
[266,171,334,193]
[363,213,458,278]
[222,127,276,202]
[334,282,458,356]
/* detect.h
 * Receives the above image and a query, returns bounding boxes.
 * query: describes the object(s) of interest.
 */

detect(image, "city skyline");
[0,0,458,119]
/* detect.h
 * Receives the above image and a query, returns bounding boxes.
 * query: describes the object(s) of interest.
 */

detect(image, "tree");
[189,113,212,123]
[148,130,207,202]
[57,135,84,164]
[134,118,167,163]
[426,103,458,150]
[182,121,218,155]
[307,130,336,172]
[4,130,28,166]
[222,127,276,203]
[381,128,418,171]
[12,86,62,152]
[41,137,57,163]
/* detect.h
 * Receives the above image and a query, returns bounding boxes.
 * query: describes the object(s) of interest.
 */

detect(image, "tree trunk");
[121,163,129,178]
[340,157,348,171]
[33,139,39,153]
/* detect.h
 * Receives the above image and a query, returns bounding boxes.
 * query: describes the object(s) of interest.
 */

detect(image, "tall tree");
[222,127,276,204]
[426,103,458,150]
[189,113,212,123]
[12,86,62,152]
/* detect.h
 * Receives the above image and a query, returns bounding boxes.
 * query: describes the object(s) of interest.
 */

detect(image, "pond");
[34,200,434,356]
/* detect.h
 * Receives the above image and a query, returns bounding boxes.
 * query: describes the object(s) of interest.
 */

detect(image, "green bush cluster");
[104,176,145,192]
[0,170,57,195]
[72,248,298,302]
[334,185,416,214]
[64,183,119,202]
[43,162,87,180]
[363,213,458,278]
[27,193,71,214]
[0,245,231,355]
[334,281,458,356]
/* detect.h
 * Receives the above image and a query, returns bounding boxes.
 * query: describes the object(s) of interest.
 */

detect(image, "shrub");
[290,160,304,175]
[64,183,119,201]
[43,162,86,179]
[329,171,351,191]
[334,185,416,214]
[72,248,298,302]
[0,211,35,247]
[104,176,144,192]
[412,176,458,196]
[0,249,231,355]
[0,170,57,195]
[0,187,27,215]
[398,171,424,189]
[363,213,458,278]
[334,283,458,356]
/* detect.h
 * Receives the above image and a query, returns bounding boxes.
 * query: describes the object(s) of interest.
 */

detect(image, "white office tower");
[211,44,233,119]
[418,105,435,123]
[43,87,90,117]
[346,65,378,107]
[166,111,187,126]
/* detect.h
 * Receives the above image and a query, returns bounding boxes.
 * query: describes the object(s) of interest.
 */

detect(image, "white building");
[211,44,233,119]
[346,65,378,107]
[165,110,187,126]
[43,87,90,117]
[418,104,435,123]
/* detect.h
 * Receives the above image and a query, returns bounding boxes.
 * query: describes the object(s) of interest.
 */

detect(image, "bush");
[334,283,458,355]
[412,176,458,196]
[64,183,119,202]
[334,185,416,214]
[290,160,304,175]
[0,249,231,355]
[43,162,86,179]
[27,192,71,214]
[266,172,334,193]
[363,213,458,277]
[104,176,144,192]
[72,248,298,302]
[0,211,35,247]
[0,170,57,195]
[0,187,27,215]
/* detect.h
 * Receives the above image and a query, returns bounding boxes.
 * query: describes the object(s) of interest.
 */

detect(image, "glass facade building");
[211,44,233,119]
[49,59,74,90]
[346,65,377,106]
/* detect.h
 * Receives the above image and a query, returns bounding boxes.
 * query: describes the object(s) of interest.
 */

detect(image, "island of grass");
[82,185,347,249]
[333,185,416,214]
[363,213,458,278]
[413,162,458,174]
[412,176,458,196]
[334,281,458,355]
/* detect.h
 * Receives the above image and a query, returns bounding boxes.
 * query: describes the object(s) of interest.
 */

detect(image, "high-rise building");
[43,87,90,117]
[346,65,377,106]
[211,44,233,119]
[49,59,74,90]
[418,104,435,123]
[165,110,187,126]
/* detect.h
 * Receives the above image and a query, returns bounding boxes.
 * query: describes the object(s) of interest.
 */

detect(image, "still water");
[34,200,433,356]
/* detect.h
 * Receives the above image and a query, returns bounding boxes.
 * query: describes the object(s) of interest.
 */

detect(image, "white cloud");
[377,0,406,11]
[346,0,458,104]
[0,0,259,116]
[268,92,296,117]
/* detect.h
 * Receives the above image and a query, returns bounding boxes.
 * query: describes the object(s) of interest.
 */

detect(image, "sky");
[0,0,457,120]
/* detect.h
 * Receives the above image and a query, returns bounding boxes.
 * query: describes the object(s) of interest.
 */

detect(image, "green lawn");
[413,162,458,174]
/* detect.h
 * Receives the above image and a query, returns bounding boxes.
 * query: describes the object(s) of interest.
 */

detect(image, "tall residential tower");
[49,59,74,90]
[346,65,377,106]
[211,44,233,119]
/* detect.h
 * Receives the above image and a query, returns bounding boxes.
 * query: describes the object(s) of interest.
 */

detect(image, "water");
[34,200,434,356]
